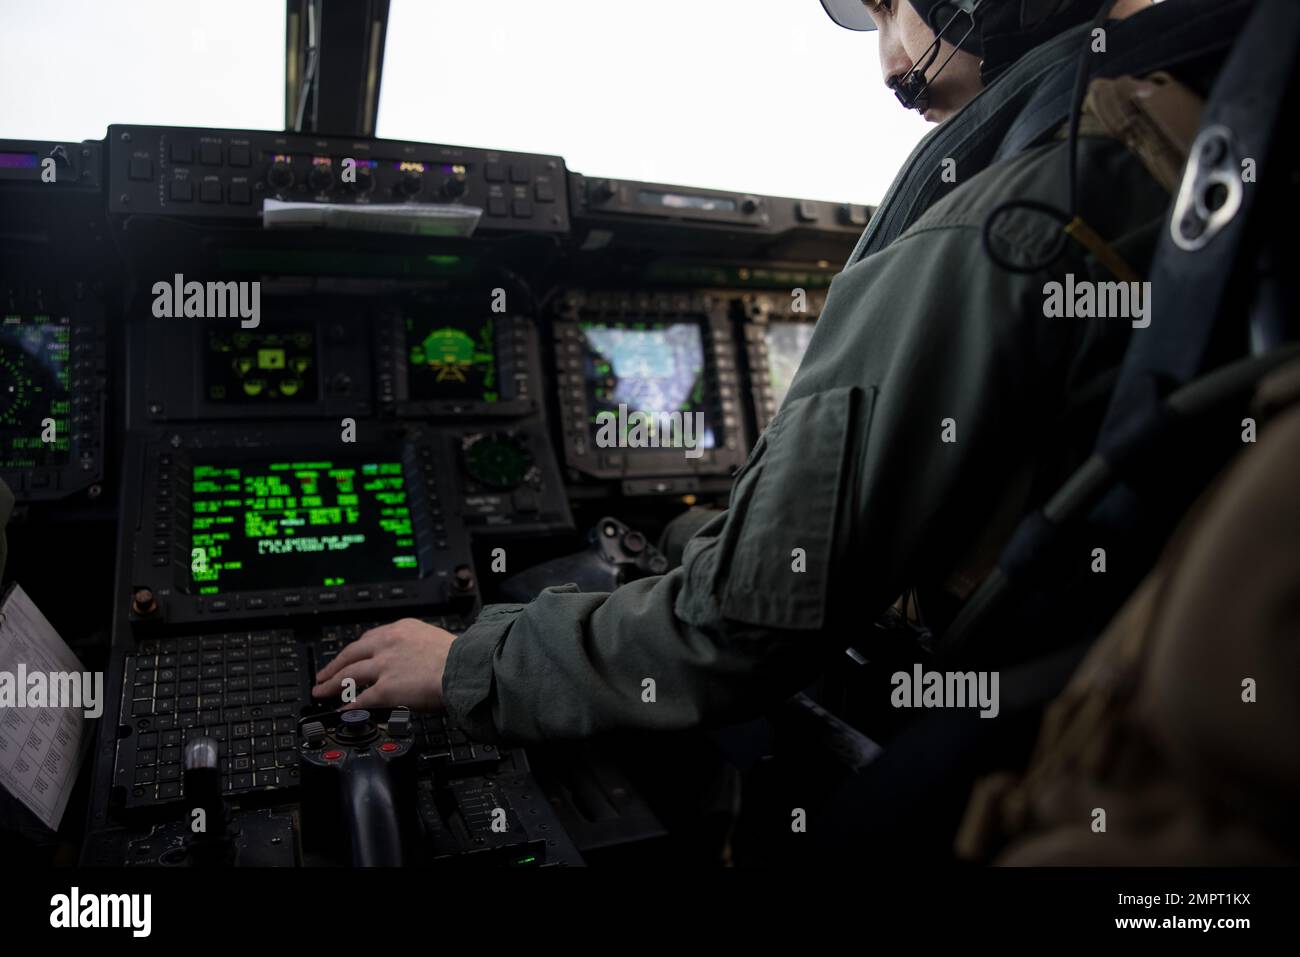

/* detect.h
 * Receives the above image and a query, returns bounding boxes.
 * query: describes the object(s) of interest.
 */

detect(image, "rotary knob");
[349,164,375,193]
[131,587,159,616]
[267,160,294,190]
[308,164,334,192]
[440,174,467,200]
[396,168,423,197]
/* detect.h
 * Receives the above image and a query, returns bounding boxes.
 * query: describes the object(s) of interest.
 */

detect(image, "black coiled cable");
[980,0,1123,274]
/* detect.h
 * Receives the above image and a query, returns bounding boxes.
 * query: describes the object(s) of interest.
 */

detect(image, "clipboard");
[0,583,96,832]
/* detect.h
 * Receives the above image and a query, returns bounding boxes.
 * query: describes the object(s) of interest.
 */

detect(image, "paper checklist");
[0,584,94,831]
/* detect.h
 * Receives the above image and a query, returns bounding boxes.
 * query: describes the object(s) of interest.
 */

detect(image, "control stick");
[300,708,416,866]
[498,516,670,601]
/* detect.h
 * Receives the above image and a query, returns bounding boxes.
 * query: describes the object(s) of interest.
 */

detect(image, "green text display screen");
[187,457,420,594]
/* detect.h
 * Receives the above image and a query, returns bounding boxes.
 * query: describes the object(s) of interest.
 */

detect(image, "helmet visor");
[818,0,879,32]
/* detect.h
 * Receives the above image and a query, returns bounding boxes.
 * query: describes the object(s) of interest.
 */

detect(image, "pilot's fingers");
[341,681,396,711]
[315,630,386,683]
[312,657,382,698]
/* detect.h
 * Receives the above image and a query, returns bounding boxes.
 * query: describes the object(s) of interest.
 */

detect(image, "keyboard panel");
[113,618,483,810]
[317,620,502,773]
[115,630,308,807]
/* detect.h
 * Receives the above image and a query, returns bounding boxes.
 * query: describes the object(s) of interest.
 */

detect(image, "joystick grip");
[497,516,669,601]
[340,752,404,867]
[299,709,415,866]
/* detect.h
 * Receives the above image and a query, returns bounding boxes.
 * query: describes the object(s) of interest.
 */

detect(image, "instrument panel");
[551,289,750,483]
[737,289,828,434]
[123,427,478,629]
[3,130,847,510]
[2,125,854,869]
[0,288,107,501]
[107,124,569,235]
[374,292,540,417]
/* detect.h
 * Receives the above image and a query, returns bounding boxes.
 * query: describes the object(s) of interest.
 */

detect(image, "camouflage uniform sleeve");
[443,386,863,742]
[442,134,1164,743]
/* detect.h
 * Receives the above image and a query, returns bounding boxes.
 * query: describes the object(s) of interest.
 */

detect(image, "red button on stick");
[380,742,398,753]
[323,750,343,761]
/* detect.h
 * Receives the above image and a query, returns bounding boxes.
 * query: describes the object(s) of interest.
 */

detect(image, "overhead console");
[106,124,569,235]
[0,137,101,191]
[568,172,871,262]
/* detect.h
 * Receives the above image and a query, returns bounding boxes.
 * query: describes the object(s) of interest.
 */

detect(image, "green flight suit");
[443,89,1174,744]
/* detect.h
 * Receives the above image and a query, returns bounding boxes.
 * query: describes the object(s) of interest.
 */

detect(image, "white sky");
[0,0,927,206]
[0,1,285,139]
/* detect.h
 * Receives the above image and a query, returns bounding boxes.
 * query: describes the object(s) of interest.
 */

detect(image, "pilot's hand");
[312,618,457,713]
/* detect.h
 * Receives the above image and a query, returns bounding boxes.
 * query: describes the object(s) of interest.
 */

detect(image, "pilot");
[315,0,1224,742]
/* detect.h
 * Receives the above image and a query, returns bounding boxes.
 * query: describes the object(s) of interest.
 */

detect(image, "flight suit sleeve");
[442,135,1153,744]
[441,249,1084,742]
[443,385,865,742]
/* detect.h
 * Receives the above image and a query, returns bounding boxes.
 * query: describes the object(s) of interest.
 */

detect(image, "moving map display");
[1,313,71,469]
[763,320,816,412]
[578,319,718,450]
